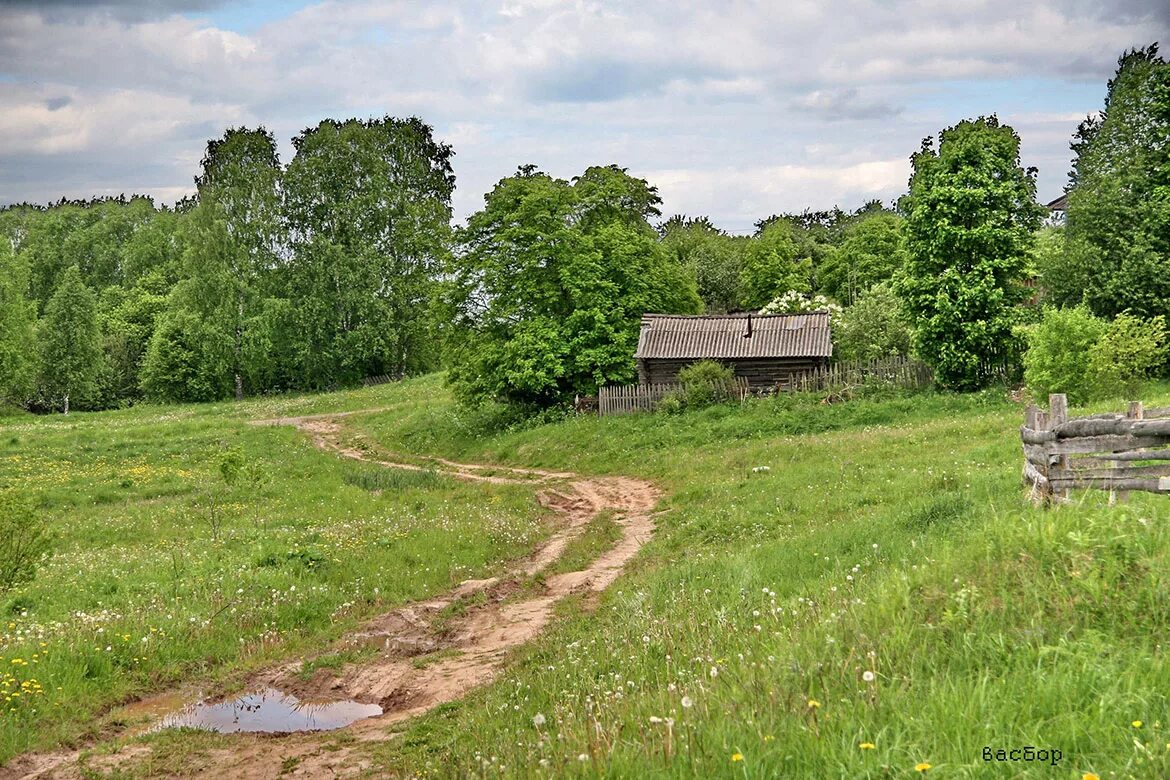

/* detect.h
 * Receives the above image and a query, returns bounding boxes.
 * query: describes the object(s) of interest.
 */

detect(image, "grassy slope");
[338,375,1170,779]
[0,382,551,762]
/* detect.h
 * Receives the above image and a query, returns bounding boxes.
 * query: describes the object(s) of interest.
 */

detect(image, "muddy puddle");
[155,688,382,734]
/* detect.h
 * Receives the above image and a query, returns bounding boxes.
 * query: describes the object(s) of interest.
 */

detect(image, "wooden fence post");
[1112,401,1146,504]
[1048,394,1068,502]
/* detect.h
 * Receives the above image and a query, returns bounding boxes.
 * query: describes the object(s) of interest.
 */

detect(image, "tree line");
[0,43,1165,413]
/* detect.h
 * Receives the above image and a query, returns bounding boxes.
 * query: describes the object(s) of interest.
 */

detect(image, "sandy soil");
[6,410,659,779]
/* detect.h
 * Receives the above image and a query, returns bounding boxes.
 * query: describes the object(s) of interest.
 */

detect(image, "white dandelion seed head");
[862,670,876,682]
[681,696,694,708]
[532,712,546,727]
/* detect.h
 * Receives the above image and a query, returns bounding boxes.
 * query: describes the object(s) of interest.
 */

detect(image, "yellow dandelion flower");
[859,742,875,750]
[731,753,744,762]
[1083,774,1099,780]
[1133,720,1143,728]
[915,762,932,772]
[807,699,821,708]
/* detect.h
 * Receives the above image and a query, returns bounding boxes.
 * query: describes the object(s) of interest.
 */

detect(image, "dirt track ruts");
[6,411,660,779]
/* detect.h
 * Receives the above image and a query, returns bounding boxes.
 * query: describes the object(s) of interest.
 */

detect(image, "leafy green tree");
[96,273,168,404]
[19,204,91,312]
[1022,305,1108,404]
[282,117,454,389]
[121,208,186,288]
[833,283,913,362]
[37,266,104,413]
[819,211,908,305]
[0,240,36,405]
[1060,45,1170,320]
[141,128,284,403]
[140,307,232,402]
[193,128,284,400]
[896,116,1045,390]
[61,197,156,292]
[445,165,700,408]
[742,220,810,309]
[659,216,748,313]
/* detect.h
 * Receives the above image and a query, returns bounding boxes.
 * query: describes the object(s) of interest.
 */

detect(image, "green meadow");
[3,375,1170,778]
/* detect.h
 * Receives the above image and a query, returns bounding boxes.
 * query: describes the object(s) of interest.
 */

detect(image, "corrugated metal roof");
[635,313,832,360]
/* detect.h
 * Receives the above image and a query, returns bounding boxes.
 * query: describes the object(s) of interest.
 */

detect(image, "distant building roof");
[1046,193,1068,211]
[635,313,832,361]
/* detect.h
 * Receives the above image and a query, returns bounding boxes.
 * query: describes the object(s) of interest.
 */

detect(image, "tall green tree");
[445,165,700,408]
[145,128,283,402]
[37,266,103,413]
[896,116,1044,390]
[0,240,36,405]
[818,211,908,305]
[282,117,455,389]
[741,220,810,310]
[1059,45,1170,319]
[659,216,748,313]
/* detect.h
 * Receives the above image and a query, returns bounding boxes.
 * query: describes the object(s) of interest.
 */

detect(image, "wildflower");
[710,667,719,678]
[1133,720,1143,728]
[1083,774,1099,780]
[763,735,774,742]
[859,742,875,750]
[681,696,694,708]
[915,762,932,772]
[532,712,545,727]
[577,754,589,762]
[862,671,876,683]
[649,716,663,724]
[807,699,821,708]
[731,753,744,762]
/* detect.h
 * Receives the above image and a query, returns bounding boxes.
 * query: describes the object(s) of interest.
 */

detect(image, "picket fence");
[598,378,750,416]
[786,355,932,393]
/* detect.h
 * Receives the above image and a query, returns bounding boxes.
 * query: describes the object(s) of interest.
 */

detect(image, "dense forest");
[0,44,1166,413]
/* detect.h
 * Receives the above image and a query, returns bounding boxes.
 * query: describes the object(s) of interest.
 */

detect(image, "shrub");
[677,360,737,408]
[0,493,54,594]
[1087,312,1167,400]
[1023,306,1108,404]
[657,393,685,415]
[833,282,913,363]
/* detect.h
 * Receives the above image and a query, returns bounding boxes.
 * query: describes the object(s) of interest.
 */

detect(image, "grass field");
[0,384,551,763]
[3,376,1170,778]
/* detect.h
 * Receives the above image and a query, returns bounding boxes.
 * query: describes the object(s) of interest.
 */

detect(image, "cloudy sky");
[0,1,1166,233]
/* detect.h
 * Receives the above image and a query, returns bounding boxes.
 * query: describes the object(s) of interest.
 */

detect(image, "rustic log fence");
[1021,393,1170,504]
[788,355,933,394]
[598,378,750,416]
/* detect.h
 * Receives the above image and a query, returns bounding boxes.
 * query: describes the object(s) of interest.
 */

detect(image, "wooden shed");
[634,312,832,388]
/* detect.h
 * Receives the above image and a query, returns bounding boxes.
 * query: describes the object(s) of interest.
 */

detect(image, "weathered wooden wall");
[638,357,825,387]
[1021,394,1170,503]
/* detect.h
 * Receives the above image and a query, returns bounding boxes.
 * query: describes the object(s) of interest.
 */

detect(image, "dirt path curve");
[7,411,660,779]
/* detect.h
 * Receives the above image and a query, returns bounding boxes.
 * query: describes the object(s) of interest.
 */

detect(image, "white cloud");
[0,0,1165,226]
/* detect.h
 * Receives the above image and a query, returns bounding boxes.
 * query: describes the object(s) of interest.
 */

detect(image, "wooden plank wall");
[1021,393,1170,503]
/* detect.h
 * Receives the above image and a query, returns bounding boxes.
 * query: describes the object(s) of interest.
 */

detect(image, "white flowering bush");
[759,291,842,319]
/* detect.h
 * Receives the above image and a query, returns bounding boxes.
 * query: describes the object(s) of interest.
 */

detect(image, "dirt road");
[8,411,659,779]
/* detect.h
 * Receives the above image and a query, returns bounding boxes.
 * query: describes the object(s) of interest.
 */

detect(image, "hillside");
[2,376,1170,777]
